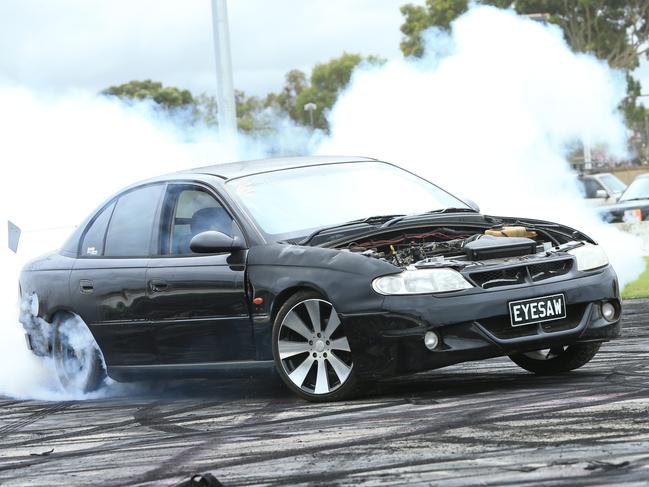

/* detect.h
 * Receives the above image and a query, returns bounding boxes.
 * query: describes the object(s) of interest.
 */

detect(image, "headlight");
[372,268,473,295]
[568,243,609,271]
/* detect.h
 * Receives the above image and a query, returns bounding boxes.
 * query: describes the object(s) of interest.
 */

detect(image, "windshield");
[226,161,469,239]
[620,177,649,202]
[600,174,626,194]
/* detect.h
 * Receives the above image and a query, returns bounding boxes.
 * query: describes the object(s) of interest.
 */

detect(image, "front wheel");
[272,291,358,402]
[52,314,107,393]
[509,343,601,375]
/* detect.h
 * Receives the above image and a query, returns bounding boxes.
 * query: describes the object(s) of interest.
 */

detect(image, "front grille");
[478,303,587,340]
[470,267,527,289]
[468,258,573,289]
[529,259,573,282]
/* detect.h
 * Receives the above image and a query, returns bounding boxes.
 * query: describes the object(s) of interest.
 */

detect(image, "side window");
[104,185,163,257]
[161,186,238,255]
[80,202,115,257]
[583,179,601,199]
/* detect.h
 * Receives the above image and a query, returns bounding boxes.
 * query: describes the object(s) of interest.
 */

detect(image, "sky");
[0,0,418,97]
[0,0,647,102]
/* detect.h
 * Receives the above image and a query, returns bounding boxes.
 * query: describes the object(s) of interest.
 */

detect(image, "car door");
[145,182,254,364]
[70,183,165,367]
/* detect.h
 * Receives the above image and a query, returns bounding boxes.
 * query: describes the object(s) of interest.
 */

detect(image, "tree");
[286,53,384,130]
[400,0,469,57]
[262,54,383,131]
[400,1,649,126]
[102,52,386,134]
[194,93,218,126]
[264,69,309,119]
[235,90,265,132]
[102,80,194,110]
[194,90,270,133]
[400,1,649,68]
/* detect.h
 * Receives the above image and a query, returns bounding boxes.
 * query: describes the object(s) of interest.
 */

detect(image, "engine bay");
[341,225,579,270]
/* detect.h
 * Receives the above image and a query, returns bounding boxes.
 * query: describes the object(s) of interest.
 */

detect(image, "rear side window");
[80,202,115,257]
[104,185,163,257]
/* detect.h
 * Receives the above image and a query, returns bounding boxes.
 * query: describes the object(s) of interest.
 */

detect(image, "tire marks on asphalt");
[0,402,72,439]
[1,301,649,485]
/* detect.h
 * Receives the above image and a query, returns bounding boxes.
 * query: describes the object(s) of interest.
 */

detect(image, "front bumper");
[341,266,620,380]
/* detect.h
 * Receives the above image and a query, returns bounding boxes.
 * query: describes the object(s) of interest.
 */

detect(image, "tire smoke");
[0,82,311,399]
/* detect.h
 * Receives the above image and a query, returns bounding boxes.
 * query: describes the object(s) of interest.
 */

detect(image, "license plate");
[508,294,566,327]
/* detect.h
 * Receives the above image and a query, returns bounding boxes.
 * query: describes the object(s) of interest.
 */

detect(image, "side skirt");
[107,360,275,382]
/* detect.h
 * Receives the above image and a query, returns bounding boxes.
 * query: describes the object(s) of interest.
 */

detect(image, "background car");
[577,172,627,206]
[599,173,649,223]
[19,156,621,401]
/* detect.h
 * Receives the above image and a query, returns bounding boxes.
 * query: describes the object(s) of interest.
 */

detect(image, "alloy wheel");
[277,298,353,395]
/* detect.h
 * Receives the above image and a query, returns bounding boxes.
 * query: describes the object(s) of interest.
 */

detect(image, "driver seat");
[176,207,233,254]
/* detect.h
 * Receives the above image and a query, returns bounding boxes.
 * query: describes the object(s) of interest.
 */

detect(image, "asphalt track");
[1,300,649,486]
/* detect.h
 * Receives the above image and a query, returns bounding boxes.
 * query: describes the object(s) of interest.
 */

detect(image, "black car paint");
[19,157,621,383]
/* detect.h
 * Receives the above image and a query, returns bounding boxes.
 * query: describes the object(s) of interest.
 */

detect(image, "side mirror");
[462,198,480,213]
[595,189,609,199]
[190,231,245,254]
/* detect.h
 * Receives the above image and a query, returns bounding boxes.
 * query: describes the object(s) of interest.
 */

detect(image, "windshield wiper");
[381,207,478,228]
[300,214,405,245]
[426,207,478,214]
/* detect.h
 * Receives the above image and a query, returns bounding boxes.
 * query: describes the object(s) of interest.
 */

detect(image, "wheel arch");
[46,307,79,324]
[44,308,80,347]
[46,308,106,358]
[270,285,329,321]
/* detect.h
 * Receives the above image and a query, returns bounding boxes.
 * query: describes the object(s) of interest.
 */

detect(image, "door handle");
[79,280,94,294]
[149,279,169,293]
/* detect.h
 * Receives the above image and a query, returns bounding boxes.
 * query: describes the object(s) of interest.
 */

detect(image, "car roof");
[188,155,378,180]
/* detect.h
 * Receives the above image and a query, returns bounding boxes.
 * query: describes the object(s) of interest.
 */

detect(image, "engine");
[345,226,551,268]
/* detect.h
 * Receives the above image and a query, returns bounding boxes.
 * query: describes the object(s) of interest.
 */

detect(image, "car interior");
[163,187,236,255]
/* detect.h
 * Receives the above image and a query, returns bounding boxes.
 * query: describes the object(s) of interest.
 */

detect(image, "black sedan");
[600,173,649,223]
[19,156,621,401]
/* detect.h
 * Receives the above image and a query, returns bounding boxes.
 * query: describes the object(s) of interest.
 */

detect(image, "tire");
[52,314,107,393]
[272,291,358,402]
[509,343,601,375]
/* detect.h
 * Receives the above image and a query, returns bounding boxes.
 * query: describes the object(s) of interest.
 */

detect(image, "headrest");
[190,207,231,236]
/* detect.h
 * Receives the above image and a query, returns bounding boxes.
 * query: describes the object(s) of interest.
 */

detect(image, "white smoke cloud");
[320,5,643,287]
[0,80,311,399]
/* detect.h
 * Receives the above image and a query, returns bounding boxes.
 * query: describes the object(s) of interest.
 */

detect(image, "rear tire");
[509,343,601,375]
[272,291,358,402]
[52,314,107,393]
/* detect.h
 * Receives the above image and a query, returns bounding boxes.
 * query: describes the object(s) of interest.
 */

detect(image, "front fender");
[247,243,395,313]
[246,243,395,359]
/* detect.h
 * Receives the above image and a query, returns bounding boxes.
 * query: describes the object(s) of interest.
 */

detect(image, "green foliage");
[102,53,385,133]
[194,93,218,126]
[264,69,309,119]
[289,53,384,130]
[622,257,649,298]
[235,90,265,132]
[400,0,468,57]
[102,79,194,109]
[194,91,269,133]
[399,0,649,126]
[508,1,649,70]
[623,74,648,126]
